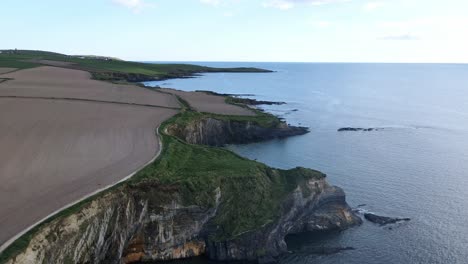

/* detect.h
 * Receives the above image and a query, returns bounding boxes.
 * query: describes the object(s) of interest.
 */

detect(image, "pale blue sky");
[2,0,468,62]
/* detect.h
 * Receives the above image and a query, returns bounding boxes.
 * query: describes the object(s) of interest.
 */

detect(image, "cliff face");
[4,117,360,264]
[6,178,359,264]
[205,179,360,261]
[6,181,221,264]
[167,117,309,146]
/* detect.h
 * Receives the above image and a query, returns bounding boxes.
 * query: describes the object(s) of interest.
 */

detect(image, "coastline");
[1,106,360,263]
[0,53,360,264]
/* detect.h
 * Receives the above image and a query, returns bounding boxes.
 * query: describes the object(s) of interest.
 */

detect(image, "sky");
[2,0,468,62]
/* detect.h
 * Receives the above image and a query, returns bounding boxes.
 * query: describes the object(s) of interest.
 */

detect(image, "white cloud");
[112,0,153,13]
[262,0,294,10]
[308,20,331,28]
[377,17,468,46]
[378,34,419,41]
[364,1,384,11]
[263,0,350,10]
[200,0,221,6]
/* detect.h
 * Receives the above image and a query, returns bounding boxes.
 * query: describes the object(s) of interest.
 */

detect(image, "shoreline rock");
[167,117,309,146]
[296,246,355,255]
[364,213,410,226]
[205,184,361,262]
[337,127,380,132]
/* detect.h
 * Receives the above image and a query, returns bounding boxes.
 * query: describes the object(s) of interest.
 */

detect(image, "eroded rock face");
[6,177,359,264]
[5,118,360,264]
[205,179,361,261]
[167,117,309,146]
[6,183,221,264]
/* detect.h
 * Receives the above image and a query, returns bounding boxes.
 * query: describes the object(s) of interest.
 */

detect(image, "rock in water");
[298,246,355,255]
[364,213,410,226]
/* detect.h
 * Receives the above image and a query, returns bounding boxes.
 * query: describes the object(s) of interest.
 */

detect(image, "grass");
[167,108,282,129]
[0,50,271,81]
[0,50,309,260]
[131,112,324,239]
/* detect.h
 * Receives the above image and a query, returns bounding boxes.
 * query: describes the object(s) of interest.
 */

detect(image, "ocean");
[144,62,468,264]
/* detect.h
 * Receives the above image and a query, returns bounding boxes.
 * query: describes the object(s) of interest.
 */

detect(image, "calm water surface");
[145,63,468,264]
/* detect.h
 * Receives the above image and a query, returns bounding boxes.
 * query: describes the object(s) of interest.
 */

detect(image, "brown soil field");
[0,68,17,74]
[0,66,180,108]
[0,98,177,245]
[162,88,255,116]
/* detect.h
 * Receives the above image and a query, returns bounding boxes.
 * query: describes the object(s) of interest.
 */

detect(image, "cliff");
[166,113,309,146]
[204,180,359,261]
[1,113,360,264]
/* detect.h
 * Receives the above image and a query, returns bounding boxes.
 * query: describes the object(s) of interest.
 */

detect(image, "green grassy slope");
[131,112,324,239]
[0,50,271,81]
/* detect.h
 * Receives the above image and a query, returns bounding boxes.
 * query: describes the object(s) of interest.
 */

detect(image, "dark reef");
[364,213,411,226]
[338,127,381,132]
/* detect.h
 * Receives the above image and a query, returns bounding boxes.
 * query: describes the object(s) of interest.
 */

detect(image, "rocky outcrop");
[4,181,221,264]
[205,180,361,262]
[5,177,359,264]
[364,213,410,226]
[167,117,309,146]
[295,246,355,255]
[337,127,382,132]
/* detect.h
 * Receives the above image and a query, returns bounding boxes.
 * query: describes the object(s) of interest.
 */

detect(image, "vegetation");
[130,111,324,239]
[0,52,314,259]
[0,50,271,82]
[168,108,282,129]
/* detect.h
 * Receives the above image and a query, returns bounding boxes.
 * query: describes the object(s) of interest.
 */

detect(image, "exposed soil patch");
[0,98,177,245]
[162,88,255,116]
[0,66,180,108]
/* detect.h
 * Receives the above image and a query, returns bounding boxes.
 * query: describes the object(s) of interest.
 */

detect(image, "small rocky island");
[338,127,382,132]
[364,213,411,226]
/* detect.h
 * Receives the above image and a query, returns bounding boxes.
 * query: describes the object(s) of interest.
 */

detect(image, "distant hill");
[0,49,272,82]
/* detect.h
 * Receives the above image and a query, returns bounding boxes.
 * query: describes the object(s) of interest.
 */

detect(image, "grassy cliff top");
[0,49,272,81]
[131,111,324,239]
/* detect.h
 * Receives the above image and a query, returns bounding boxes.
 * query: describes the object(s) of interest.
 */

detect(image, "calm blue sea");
[144,63,468,264]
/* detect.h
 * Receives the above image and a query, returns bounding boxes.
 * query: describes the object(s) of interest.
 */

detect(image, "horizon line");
[140,60,468,65]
